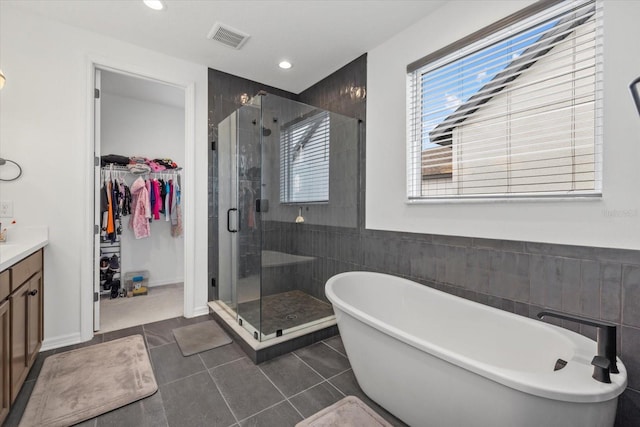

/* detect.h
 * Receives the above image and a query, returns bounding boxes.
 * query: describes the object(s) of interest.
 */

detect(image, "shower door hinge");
[94,224,99,235]
[94,292,99,302]
[211,140,216,151]
[94,88,100,99]
[211,278,216,288]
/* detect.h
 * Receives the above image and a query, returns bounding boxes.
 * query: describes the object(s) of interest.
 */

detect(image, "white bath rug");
[19,335,157,427]
[296,395,392,427]
[172,320,232,356]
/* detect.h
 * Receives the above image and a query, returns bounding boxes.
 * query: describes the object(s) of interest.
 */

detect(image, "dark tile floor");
[3,315,407,427]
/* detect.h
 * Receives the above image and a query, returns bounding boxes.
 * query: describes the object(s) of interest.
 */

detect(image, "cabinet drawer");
[10,250,42,291]
[0,271,8,301]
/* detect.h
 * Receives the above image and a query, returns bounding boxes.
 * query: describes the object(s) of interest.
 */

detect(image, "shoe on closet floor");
[110,280,120,299]
[109,255,120,271]
[100,257,109,271]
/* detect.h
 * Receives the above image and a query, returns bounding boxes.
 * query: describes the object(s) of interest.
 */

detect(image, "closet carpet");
[99,283,183,333]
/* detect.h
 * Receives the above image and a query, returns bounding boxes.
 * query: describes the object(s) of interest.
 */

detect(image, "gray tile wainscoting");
[262,220,640,426]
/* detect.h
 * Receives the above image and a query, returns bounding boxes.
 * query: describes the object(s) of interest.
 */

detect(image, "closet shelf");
[101,164,183,178]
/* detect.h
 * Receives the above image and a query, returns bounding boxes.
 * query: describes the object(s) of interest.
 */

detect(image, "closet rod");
[101,164,183,178]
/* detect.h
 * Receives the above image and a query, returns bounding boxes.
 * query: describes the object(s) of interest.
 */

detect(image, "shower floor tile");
[237,290,334,336]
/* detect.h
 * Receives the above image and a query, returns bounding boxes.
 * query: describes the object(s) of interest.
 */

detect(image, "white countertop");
[0,226,49,271]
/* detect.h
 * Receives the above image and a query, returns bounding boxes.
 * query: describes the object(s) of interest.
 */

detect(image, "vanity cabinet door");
[9,282,28,404]
[0,300,10,425]
[26,271,42,367]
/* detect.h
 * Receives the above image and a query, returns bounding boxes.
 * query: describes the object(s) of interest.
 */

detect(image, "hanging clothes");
[158,179,167,214]
[130,177,151,239]
[120,178,132,217]
[100,183,109,240]
[171,179,183,237]
[106,179,115,235]
[164,180,171,222]
[153,179,162,220]
[170,180,178,226]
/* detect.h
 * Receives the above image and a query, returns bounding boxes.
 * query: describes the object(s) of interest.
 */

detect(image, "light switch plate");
[0,200,13,218]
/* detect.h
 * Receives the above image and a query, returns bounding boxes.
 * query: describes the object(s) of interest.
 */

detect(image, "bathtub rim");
[325,271,627,404]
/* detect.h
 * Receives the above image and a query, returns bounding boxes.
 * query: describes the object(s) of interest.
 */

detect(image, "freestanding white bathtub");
[325,272,627,427]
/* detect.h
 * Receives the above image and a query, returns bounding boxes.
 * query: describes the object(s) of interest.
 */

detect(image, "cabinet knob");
[29,289,38,296]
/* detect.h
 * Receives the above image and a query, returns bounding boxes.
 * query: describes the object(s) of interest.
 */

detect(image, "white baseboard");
[190,305,210,318]
[41,332,83,352]
[148,278,184,287]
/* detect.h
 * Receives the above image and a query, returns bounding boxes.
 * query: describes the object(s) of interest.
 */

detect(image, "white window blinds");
[407,0,602,199]
[280,111,330,203]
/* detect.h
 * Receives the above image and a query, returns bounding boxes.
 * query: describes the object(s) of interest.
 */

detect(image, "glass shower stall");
[217,93,359,341]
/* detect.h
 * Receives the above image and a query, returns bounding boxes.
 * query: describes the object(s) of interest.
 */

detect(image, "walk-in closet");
[94,69,186,333]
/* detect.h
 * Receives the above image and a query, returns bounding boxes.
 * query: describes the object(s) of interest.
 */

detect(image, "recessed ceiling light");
[279,61,292,70]
[143,0,165,11]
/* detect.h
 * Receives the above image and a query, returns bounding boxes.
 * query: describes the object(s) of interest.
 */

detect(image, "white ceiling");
[8,0,445,94]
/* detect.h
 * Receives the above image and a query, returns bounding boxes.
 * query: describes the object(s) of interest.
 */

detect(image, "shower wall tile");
[580,260,601,318]
[560,258,582,315]
[623,265,640,328]
[602,263,623,323]
[489,252,530,302]
[525,241,597,260]
[298,54,367,122]
[208,68,298,290]
[600,263,622,323]
[445,245,467,287]
[472,237,525,253]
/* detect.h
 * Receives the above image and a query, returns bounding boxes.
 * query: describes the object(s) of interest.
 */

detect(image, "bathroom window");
[280,110,330,203]
[407,0,602,200]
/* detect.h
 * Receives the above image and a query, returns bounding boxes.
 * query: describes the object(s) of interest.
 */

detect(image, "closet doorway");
[94,68,186,333]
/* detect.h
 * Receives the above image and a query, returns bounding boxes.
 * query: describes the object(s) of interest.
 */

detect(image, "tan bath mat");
[173,320,232,356]
[19,335,157,427]
[296,395,392,427]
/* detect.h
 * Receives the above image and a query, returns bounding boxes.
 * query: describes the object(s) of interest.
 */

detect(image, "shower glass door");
[234,102,263,338]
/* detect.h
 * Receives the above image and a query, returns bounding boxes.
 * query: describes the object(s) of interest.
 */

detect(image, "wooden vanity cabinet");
[0,249,44,424]
[9,281,28,404]
[0,271,11,424]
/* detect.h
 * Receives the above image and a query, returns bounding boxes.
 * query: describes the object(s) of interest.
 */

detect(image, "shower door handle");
[227,208,238,233]
[630,76,640,116]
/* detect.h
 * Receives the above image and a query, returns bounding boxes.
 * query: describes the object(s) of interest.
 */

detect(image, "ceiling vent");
[207,23,250,50]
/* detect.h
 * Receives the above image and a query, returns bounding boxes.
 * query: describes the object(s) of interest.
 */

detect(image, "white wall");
[0,5,209,348]
[101,91,185,286]
[367,0,640,250]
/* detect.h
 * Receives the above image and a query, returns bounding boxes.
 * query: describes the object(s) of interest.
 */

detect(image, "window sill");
[406,193,602,205]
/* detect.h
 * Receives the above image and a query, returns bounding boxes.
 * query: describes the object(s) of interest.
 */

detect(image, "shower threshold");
[208,297,338,363]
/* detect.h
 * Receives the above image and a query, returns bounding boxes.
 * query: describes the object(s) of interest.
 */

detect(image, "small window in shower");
[279,110,330,203]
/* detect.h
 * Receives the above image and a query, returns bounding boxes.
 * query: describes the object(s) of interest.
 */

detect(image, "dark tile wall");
[298,54,367,231]
[208,69,297,301]
[209,53,640,425]
[264,221,640,426]
[298,54,367,122]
